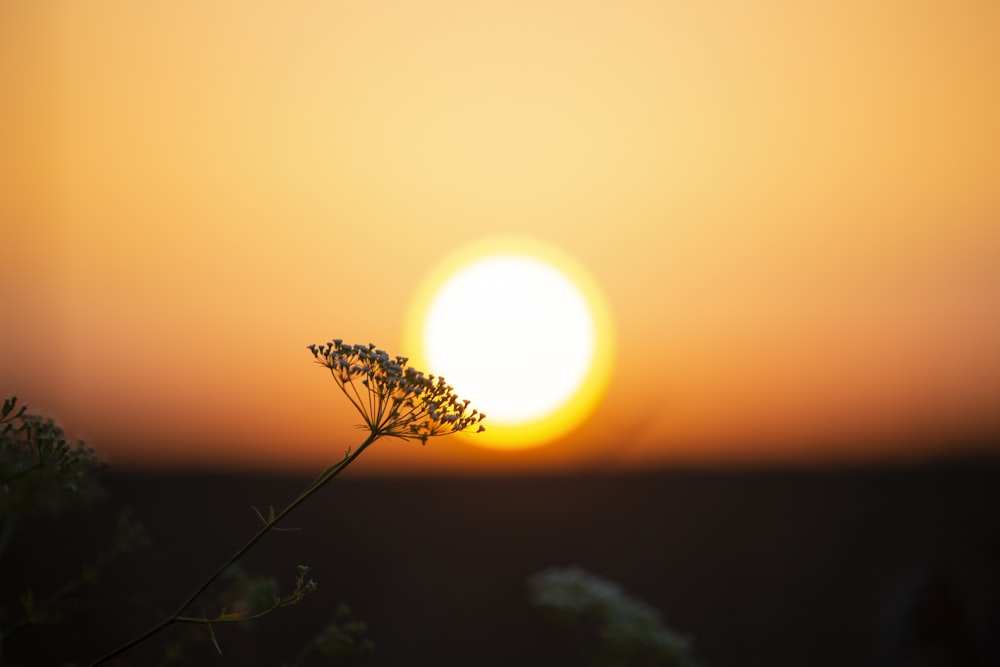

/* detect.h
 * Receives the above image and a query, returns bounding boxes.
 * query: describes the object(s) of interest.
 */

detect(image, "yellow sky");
[2,1,998,473]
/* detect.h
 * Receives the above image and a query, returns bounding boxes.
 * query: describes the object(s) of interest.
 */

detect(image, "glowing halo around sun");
[404,237,615,450]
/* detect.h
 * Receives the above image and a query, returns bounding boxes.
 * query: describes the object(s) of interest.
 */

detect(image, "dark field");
[3,458,999,666]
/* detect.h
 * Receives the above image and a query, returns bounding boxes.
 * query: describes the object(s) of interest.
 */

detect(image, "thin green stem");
[87,434,378,666]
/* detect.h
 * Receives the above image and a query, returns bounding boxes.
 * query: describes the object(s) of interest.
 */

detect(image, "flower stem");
[87,433,378,666]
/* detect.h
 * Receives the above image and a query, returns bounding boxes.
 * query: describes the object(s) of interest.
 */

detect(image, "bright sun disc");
[405,237,614,450]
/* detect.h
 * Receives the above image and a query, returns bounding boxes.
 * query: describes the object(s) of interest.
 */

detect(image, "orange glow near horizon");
[1,2,999,474]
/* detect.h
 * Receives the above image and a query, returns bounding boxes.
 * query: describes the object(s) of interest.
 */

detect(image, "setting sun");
[405,238,615,450]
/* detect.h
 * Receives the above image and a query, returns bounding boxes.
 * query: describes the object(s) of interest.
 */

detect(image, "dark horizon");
[4,457,999,666]
[88,430,1000,477]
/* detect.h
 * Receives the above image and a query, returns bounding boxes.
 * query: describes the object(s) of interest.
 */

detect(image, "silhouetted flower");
[308,340,485,443]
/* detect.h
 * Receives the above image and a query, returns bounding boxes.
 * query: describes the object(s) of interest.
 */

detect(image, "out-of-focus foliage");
[530,566,699,667]
[1,395,150,653]
[1,396,106,518]
[311,603,374,657]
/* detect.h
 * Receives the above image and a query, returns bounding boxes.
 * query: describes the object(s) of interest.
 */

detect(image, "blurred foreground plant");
[1,396,150,653]
[289,602,374,666]
[0,395,105,520]
[530,566,699,667]
[89,340,484,665]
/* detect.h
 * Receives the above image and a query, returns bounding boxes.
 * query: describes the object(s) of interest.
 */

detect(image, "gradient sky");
[2,1,998,474]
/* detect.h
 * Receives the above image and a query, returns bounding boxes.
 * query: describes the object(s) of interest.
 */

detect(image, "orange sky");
[2,1,998,474]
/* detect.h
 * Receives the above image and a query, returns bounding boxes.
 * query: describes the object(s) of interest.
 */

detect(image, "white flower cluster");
[308,340,485,443]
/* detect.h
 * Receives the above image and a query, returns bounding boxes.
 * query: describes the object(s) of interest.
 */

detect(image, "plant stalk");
[88,434,377,666]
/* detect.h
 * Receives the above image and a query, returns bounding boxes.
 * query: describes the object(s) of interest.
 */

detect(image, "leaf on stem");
[207,623,223,655]
[251,505,300,531]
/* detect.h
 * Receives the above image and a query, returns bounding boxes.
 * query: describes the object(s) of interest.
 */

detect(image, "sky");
[2,1,998,474]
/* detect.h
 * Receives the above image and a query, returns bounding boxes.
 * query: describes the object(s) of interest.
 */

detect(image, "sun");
[405,237,614,450]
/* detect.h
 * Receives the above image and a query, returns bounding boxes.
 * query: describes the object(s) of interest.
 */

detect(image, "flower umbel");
[87,339,483,666]
[308,340,485,443]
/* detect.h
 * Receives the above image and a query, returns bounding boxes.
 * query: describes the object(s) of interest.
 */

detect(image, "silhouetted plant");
[0,396,150,653]
[0,395,105,518]
[169,563,319,655]
[530,566,700,667]
[308,339,486,443]
[150,563,315,665]
[88,340,484,665]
